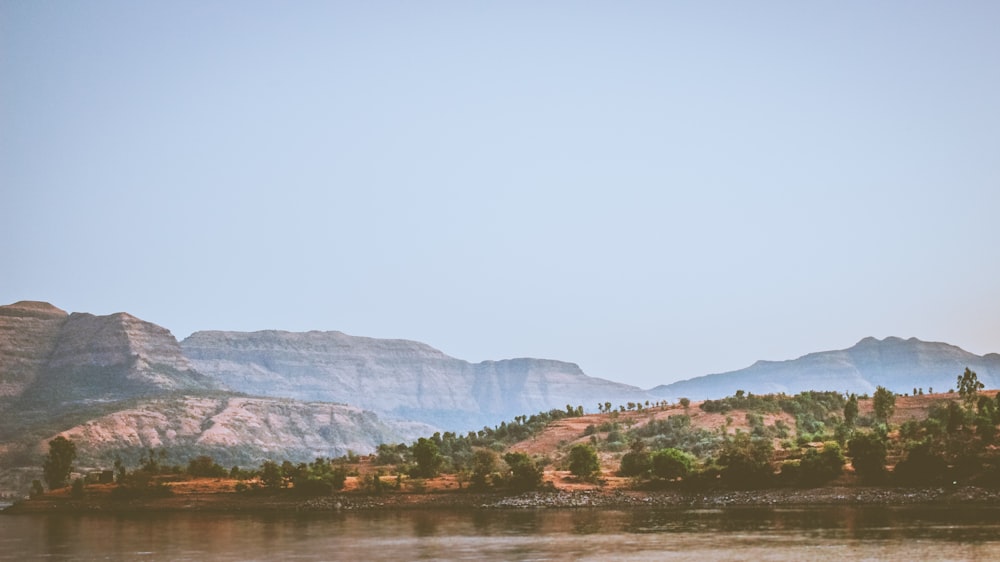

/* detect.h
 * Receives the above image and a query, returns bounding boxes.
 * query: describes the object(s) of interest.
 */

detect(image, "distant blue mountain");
[648,337,1000,401]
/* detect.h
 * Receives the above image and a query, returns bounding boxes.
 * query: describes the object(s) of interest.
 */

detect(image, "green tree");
[843,394,859,427]
[618,439,652,477]
[503,452,544,491]
[679,397,691,410]
[568,444,601,481]
[797,442,845,486]
[260,460,283,489]
[651,448,694,480]
[873,386,896,425]
[957,367,985,409]
[893,441,949,485]
[411,437,444,478]
[847,432,887,483]
[187,455,227,478]
[470,448,499,490]
[42,436,77,490]
[716,432,773,488]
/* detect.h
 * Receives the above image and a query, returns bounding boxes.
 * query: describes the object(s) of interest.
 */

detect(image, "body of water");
[2,506,999,560]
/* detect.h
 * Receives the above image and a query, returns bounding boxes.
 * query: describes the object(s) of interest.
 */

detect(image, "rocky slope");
[181,330,650,430]
[650,337,1000,401]
[0,301,68,402]
[49,395,433,468]
[0,301,218,410]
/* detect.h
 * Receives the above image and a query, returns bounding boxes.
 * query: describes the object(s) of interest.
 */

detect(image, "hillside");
[650,337,1000,401]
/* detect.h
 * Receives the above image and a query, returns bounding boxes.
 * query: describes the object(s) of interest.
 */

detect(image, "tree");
[716,432,773,488]
[651,448,693,480]
[873,386,896,424]
[893,441,949,485]
[957,367,985,409]
[567,444,601,481]
[797,442,845,486]
[679,397,691,410]
[847,432,887,483]
[260,460,283,489]
[503,452,543,491]
[42,436,76,490]
[618,440,652,477]
[411,437,444,478]
[187,455,227,478]
[470,448,499,489]
[843,394,859,427]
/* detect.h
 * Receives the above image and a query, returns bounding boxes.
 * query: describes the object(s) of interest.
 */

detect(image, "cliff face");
[182,330,649,430]
[650,337,1000,401]
[0,302,68,401]
[16,311,217,406]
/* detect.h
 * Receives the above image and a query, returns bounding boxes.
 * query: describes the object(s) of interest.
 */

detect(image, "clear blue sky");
[2,2,998,389]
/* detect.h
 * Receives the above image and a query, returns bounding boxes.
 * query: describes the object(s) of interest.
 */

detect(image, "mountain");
[181,330,650,430]
[0,301,67,402]
[0,302,432,493]
[1,301,217,409]
[650,337,1000,401]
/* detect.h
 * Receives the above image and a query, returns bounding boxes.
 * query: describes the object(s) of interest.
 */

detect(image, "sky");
[2,2,998,389]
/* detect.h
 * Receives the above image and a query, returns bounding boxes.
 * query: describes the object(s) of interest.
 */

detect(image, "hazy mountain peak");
[650,337,999,401]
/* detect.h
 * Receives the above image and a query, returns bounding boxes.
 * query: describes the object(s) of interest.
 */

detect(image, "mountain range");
[1,299,997,493]
[649,336,1000,401]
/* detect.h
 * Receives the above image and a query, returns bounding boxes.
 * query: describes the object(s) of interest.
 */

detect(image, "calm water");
[2,506,999,561]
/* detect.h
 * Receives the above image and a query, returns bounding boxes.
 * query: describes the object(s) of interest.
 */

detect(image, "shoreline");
[5,486,1000,515]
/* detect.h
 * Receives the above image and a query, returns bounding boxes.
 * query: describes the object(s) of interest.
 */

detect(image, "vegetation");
[567,444,601,481]
[872,385,896,424]
[42,436,76,490]
[24,372,1000,504]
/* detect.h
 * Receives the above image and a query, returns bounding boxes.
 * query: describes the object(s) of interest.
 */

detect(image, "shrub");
[651,448,693,480]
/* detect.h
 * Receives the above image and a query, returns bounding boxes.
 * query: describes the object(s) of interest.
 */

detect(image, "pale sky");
[2,2,998,389]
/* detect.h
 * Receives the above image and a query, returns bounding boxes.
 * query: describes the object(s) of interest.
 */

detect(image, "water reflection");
[2,506,999,561]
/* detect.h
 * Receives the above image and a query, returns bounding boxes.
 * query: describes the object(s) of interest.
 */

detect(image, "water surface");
[3,506,999,560]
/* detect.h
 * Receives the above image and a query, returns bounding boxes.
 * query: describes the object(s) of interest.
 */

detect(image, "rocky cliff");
[13,308,217,407]
[649,337,1000,401]
[182,330,649,430]
[0,301,68,401]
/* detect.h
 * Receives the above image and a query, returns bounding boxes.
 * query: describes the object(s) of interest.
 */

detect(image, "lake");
[2,506,999,560]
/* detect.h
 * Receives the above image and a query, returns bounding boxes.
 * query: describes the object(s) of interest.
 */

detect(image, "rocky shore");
[5,486,999,515]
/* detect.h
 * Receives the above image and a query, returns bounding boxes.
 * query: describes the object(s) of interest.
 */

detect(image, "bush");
[503,452,543,491]
[893,442,949,486]
[567,444,601,481]
[847,432,887,483]
[796,442,845,486]
[651,448,693,480]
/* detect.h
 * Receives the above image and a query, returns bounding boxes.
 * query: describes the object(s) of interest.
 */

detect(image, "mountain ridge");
[181,329,647,430]
[650,336,1000,401]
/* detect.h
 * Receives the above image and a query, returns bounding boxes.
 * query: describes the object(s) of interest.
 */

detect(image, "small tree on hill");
[843,394,859,427]
[717,432,773,488]
[847,432,887,483]
[873,386,896,425]
[957,367,985,409]
[618,439,652,477]
[43,436,76,490]
[568,444,601,481]
[470,448,499,490]
[651,448,694,480]
[503,452,544,491]
[411,437,444,478]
